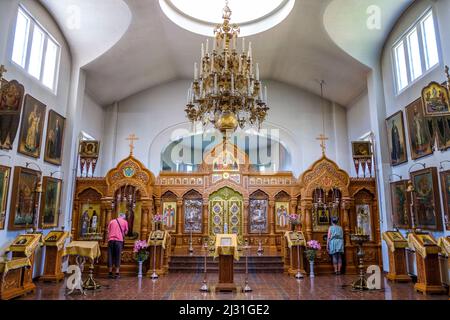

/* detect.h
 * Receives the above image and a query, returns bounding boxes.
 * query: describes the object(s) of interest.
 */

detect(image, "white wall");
[101,79,351,177]
[380,0,450,240]
[346,90,371,177]
[79,93,106,176]
[0,0,72,275]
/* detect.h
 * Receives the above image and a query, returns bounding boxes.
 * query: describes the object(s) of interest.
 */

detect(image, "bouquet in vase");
[133,240,149,262]
[305,240,321,261]
[153,214,163,230]
[289,213,300,231]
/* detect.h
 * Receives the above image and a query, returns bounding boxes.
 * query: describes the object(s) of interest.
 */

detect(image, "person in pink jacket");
[107,213,129,279]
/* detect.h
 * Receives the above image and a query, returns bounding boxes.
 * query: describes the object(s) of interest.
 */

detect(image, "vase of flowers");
[153,214,163,230]
[305,240,321,278]
[289,213,300,232]
[133,240,149,278]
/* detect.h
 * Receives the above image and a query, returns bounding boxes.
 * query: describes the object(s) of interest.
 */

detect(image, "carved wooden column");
[342,199,352,244]
[71,201,79,240]
[267,198,281,246]
[243,200,249,238]
[301,199,313,241]
[141,198,150,241]
[203,201,209,237]
[147,198,155,233]
[153,198,160,232]
[102,198,113,244]
[176,198,184,246]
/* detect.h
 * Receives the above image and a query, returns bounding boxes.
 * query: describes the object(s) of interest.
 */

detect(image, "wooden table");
[64,241,101,291]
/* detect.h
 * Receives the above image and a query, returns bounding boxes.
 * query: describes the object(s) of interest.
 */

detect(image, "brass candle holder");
[350,232,370,291]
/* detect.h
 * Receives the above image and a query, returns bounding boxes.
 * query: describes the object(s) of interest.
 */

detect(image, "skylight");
[160,0,295,37]
[170,0,285,24]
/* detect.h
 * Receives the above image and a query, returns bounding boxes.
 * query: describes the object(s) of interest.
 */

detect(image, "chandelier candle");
[185,2,269,136]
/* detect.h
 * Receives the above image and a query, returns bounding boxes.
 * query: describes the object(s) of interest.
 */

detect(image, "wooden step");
[169,255,284,273]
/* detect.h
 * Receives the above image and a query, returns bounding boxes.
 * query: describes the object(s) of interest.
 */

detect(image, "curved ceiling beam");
[40,0,132,67]
[323,0,413,68]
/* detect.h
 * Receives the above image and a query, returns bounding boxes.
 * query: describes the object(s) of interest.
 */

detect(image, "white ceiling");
[40,0,414,107]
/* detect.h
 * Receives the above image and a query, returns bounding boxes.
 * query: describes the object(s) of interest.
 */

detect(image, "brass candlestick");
[350,233,370,291]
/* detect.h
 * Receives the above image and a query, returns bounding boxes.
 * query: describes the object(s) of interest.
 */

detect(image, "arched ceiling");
[40,0,413,107]
[39,0,131,67]
[324,0,414,68]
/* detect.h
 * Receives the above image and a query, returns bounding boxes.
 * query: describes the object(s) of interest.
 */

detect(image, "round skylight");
[160,0,295,37]
[170,0,285,24]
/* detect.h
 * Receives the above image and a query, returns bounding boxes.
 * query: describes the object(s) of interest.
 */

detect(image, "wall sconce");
[439,160,450,171]
[50,170,64,178]
[388,174,402,182]
[408,163,426,174]
[26,162,42,172]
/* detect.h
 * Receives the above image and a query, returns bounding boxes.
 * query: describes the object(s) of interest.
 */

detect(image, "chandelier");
[185,1,269,136]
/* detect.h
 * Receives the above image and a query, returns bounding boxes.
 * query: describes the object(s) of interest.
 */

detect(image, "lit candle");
[187,88,190,104]
[248,42,252,59]
[206,39,209,54]
[256,63,260,81]
[201,43,204,60]
[213,37,217,51]
[264,86,268,103]
[242,37,245,54]
[214,74,218,94]
[194,62,198,80]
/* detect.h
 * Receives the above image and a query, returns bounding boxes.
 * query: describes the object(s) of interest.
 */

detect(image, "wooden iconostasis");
[72,141,382,275]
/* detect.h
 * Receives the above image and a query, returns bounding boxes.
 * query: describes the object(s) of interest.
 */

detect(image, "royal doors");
[209,187,243,240]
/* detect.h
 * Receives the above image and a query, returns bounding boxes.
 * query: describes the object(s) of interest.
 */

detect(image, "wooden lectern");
[408,233,446,295]
[213,234,239,292]
[437,236,449,296]
[283,231,306,276]
[382,231,411,282]
[0,257,32,300]
[40,231,69,282]
[6,233,42,295]
[147,230,171,277]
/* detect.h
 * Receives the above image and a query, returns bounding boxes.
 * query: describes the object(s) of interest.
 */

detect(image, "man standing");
[107,213,128,279]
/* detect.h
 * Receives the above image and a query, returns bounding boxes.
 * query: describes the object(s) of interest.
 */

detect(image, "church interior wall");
[380,0,450,241]
[346,90,371,176]
[104,79,351,177]
[0,0,73,276]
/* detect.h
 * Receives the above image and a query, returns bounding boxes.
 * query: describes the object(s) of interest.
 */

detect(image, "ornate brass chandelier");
[185,1,269,136]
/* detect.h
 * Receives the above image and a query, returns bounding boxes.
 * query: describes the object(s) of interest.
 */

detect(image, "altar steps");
[168,255,284,273]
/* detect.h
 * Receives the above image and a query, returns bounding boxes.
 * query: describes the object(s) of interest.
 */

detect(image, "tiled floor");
[21,273,448,300]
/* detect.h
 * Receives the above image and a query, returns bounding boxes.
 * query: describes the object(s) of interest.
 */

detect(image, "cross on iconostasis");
[126,134,139,155]
[316,134,329,155]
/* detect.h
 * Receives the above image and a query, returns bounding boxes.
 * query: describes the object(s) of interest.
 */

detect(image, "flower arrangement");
[133,240,149,262]
[305,240,321,261]
[289,213,300,225]
[153,214,163,223]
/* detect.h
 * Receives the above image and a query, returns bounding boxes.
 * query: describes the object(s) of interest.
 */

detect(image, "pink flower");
[307,240,321,251]
[133,240,148,253]
[153,214,162,223]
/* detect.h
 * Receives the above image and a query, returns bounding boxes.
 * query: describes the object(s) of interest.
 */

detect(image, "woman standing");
[327,216,345,275]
